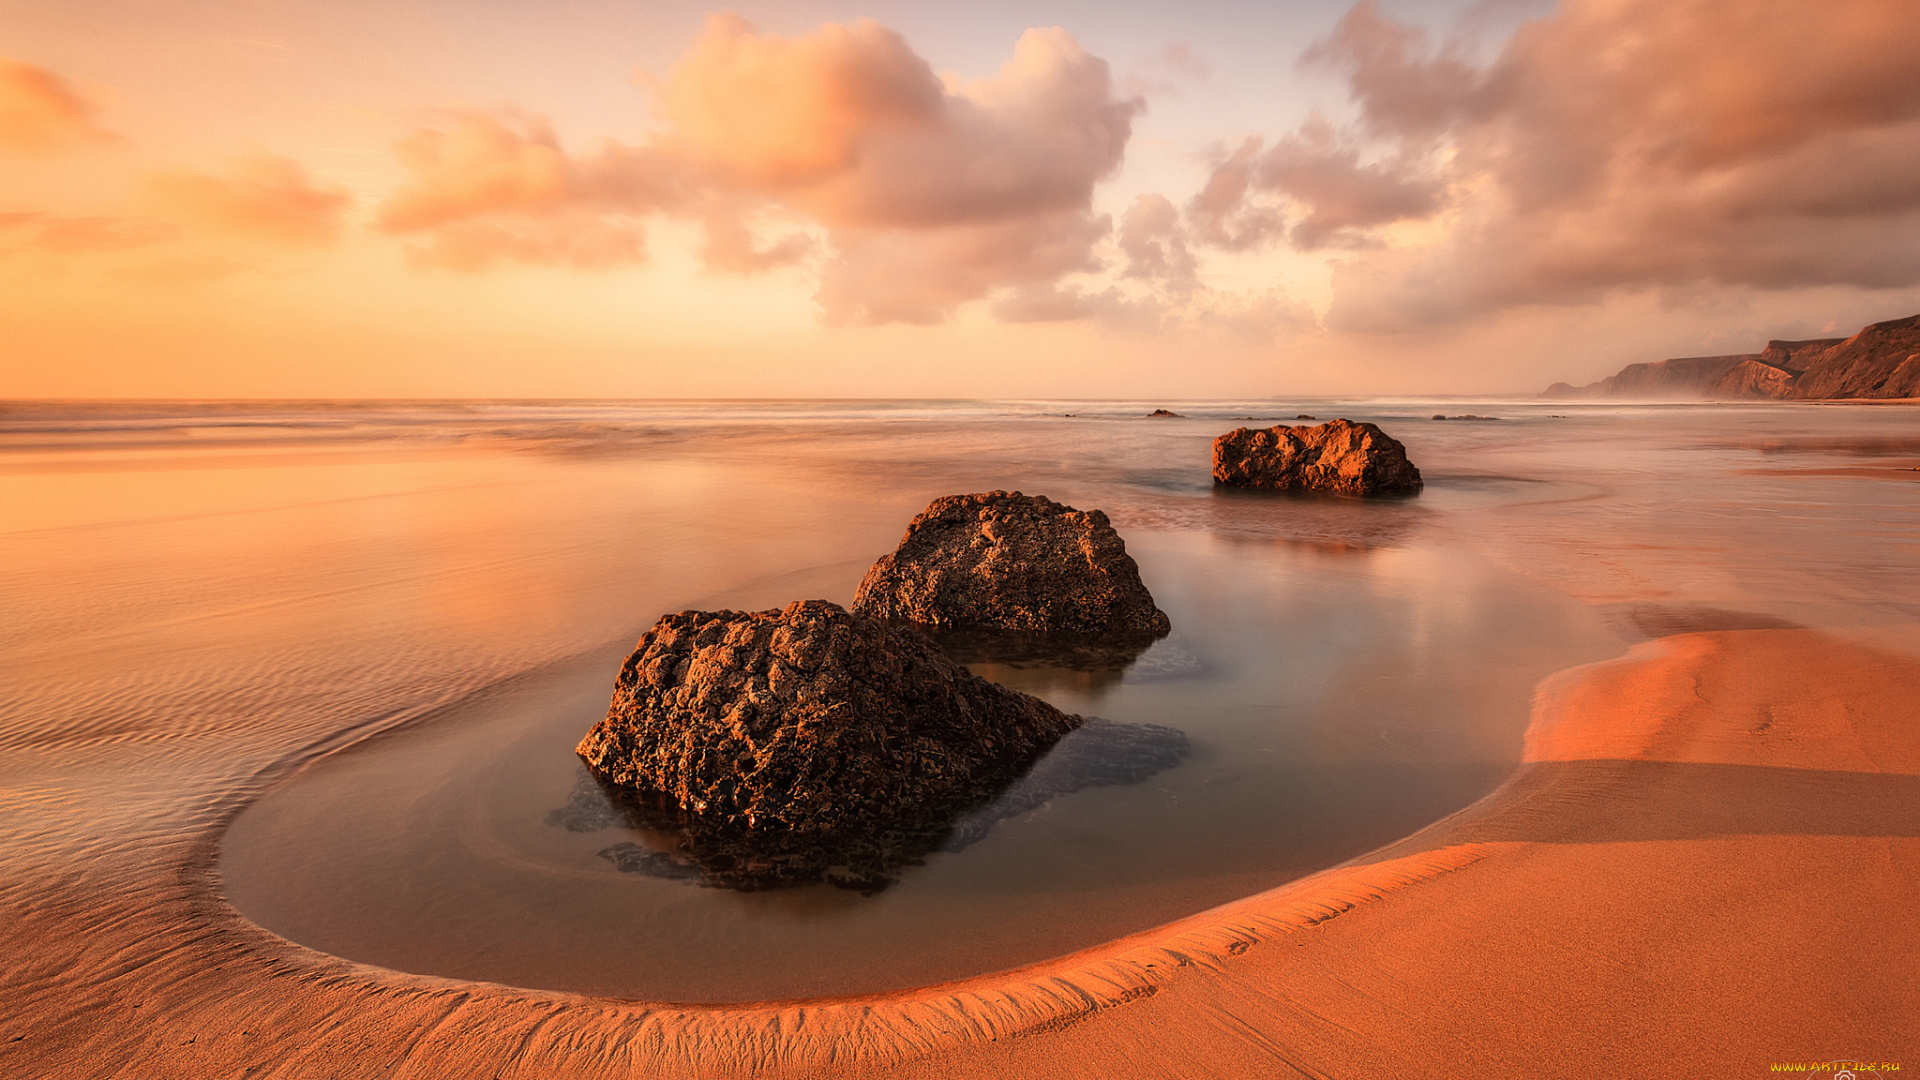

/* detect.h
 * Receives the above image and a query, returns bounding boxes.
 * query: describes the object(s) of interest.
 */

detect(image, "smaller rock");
[1213,418,1423,496]
[1295,414,1317,420]
[1432,413,1448,420]
[854,492,1170,636]
[1148,408,1182,417]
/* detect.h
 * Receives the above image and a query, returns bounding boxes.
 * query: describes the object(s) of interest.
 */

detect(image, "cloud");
[1117,193,1198,301]
[0,212,172,253]
[1120,41,1214,99]
[0,59,116,155]
[1197,0,1920,331]
[376,113,682,270]
[659,15,944,190]
[696,210,815,275]
[818,209,1109,325]
[141,151,350,247]
[377,18,1141,321]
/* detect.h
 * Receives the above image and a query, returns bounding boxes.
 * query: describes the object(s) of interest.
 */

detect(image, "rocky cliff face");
[1760,337,1846,373]
[1705,359,1794,399]
[1541,314,1920,400]
[1790,314,1920,399]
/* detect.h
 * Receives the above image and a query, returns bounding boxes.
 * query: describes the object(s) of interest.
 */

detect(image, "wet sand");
[3,627,1915,1077]
[4,400,1918,1077]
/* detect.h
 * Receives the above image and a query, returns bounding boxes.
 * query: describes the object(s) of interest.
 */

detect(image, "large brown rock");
[852,492,1170,637]
[576,600,1079,841]
[1213,418,1423,495]
[554,716,1189,892]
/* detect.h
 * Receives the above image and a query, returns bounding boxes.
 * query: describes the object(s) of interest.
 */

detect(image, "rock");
[1538,312,1920,400]
[1432,414,1448,420]
[1549,353,1764,399]
[1147,408,1182,417]
[852,492,1170,637]
[576,600,1080,845]
[1759,337,1845,374]
[1705,359,1795,399]
[553,717,1188,892]
[1790,314,1920,399]
[1213,418,1424,496]
[1295,414,1317,420]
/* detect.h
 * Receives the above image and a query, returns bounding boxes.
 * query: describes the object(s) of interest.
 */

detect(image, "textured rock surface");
[553,717,1188,891]
[1759,337,1846,373]
[1212,418,1423,496]
[1704,359,1795,399]
[576,600,1080,848]
[852,492,1170,637]
[1541,313,1920,399]
[1790,313,1920,399]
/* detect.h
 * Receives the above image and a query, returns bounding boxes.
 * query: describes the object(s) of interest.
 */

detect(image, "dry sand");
[2,626,1914,1078]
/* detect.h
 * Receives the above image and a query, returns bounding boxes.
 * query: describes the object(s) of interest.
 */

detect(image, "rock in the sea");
[553,716,1189,892]
[853,492,1171,637]
[576,600,1080,840]
[1148,408,1182,417]
[1213,418,1423,495]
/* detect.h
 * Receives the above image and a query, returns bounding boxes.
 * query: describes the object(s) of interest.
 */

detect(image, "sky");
[4,0,1920,398]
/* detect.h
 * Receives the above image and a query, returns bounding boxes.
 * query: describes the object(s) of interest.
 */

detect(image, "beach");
[2,400,1917,1076]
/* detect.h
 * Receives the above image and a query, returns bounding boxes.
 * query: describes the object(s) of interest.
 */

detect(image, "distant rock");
[1295,413,1318,420]
[1760,337,1847,373]
[1705,359,1794,399]
[1791,314,1920,400]
[853,492,1170,637]
[576,600,1080,843]
[1213,418,1423,496]
[1541,313,1920,400]
[1433,414,1500,421]
[1552,353,1766,400]
[1147,408,1182,417]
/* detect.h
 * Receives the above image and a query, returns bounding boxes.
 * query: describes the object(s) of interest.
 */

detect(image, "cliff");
[1789,314,1920,400]
[1541,315,1919,400]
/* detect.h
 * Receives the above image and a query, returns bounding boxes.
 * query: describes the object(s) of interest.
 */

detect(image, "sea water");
[3,399,1914,1001]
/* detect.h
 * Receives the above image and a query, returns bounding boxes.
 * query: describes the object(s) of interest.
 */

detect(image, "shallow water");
[4,398,1917,1003]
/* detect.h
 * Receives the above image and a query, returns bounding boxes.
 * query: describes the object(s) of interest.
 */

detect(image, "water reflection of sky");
[5,398,1916,1000]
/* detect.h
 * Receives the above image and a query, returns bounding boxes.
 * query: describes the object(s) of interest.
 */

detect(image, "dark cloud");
[1193,0,1920,330]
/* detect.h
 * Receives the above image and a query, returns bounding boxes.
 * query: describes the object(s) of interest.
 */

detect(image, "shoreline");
[8,626,1916,1076]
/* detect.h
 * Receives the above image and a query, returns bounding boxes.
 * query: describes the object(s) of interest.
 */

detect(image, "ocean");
[3,398,1915,1001]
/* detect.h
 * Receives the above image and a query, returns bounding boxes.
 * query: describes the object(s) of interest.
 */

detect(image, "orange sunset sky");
[4,0,1920,398]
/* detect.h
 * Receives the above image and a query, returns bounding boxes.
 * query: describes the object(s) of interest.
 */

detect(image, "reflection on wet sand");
[549,717,1190,893]
[1597,602,1803,642]
[933,626,1213,697]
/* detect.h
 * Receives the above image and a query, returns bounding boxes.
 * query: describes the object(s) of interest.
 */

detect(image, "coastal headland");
[3,626,1913,1077]
[1545,312,1920,401]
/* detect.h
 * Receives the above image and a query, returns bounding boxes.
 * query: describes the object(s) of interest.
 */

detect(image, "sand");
[2,626,1914,1078]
